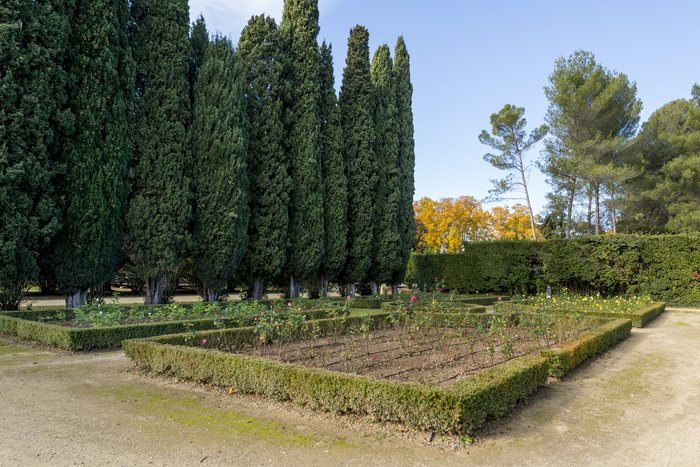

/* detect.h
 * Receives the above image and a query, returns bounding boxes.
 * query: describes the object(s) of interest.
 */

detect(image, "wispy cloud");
[190,0,283,21]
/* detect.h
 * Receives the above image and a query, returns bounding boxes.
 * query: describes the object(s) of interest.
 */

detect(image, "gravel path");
[1,309,699,466]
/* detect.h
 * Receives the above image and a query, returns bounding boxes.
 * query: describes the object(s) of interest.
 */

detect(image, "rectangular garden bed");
[124,311,632,435]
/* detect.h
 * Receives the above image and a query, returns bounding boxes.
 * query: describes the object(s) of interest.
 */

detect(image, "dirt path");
[1,309,699,466]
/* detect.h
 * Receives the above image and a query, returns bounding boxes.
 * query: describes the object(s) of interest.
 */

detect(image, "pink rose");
[202,339,207,345]
[411,296,416,301]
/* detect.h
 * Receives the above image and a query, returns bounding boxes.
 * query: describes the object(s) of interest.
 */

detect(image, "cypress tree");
[51,0,135,308]
[338,25,376,296]
[392,36,416,291]
[191,35,249,302]
[280,0,324,298]
[369,44,401,294]
[238,15,290,300]
[317,41,347,293]
[189,14,208,104]
[126,0,192,305]
[0,1,73,310]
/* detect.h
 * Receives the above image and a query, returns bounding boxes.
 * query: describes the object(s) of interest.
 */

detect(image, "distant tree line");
[478,50,699,241]
[0,0,415,309]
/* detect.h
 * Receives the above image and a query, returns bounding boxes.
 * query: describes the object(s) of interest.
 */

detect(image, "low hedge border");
[380,300,488,313]
[0,307,361,351]
[494,302,665,328]
[541,318,632,378]
[123,312,630,435]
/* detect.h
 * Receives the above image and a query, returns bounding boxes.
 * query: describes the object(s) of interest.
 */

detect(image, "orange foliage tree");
[413,197,541,251]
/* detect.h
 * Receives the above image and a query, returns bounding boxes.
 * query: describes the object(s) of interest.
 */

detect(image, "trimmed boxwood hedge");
[414,234,700,306]
[123,313,632,435]
[379,300,487,313]
[495,302,665,328]
[0,307,350,351]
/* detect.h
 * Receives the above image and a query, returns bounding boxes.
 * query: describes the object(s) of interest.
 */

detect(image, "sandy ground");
[1,309,699,466]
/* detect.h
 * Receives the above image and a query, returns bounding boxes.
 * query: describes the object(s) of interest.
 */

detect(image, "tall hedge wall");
[414,235,700,306]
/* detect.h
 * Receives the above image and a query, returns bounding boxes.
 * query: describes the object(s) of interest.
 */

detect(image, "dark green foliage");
[188,14,209,104]
[369,44,401,285]
[0,0,73,310]
[392,37,416,285]
[414,242,542,295]
[126,0,192,304]
[280,0,324,293]
[191,35,249,302]
[51,0,135,306]
[238,16,290,291]
[317,41,347,285]
[339,26,376,285]
[413,235,700,306]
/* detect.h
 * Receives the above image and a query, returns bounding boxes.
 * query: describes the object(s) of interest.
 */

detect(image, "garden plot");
[230,312,607,386]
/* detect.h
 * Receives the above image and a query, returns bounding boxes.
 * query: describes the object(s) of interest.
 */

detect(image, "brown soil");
[232,319,602,386]
[1,309,699,466]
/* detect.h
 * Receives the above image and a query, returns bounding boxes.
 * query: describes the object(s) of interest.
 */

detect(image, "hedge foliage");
[495,302,665,328]
[0,306,355,350]
[124,312,631,435]
[414,235,700,306]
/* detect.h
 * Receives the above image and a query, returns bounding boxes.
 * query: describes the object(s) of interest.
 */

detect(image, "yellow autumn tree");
[414,198,541,251]
[488,204,542,240]
[414,196,490,251]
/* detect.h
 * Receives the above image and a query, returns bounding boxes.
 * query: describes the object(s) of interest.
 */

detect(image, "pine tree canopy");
[392,36,416,285]
[280,0,324,288]
[318,41,347,283]
[192,34,249,301]
[238,15,290,285]
[369,44,402,285]
[126,0,192,302]
[339,25,376,284]
[0,1,73,309]
[51,0,135,306]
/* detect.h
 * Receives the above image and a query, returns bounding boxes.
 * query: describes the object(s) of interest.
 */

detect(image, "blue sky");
[189,0,700,215]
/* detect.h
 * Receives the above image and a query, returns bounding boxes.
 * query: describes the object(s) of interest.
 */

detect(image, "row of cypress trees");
[0,0,415,309]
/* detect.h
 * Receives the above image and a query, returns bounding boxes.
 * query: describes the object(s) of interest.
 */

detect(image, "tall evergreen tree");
[51,0,135,308]
[238,15,290,300]
[317,41,346,293]
[368,44,401,294]
[189,14,208,104]
[0,1,73,310]
[392,36,416,291]
[280,0,324,298]
[191,35,249,302]
[127,0,192,305]
[338,25,375,296]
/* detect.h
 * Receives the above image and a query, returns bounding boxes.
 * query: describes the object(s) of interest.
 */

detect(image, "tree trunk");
[317,273,327,297]
[594,182,600,235]
[566,184,575,240]
[609,183,617,235]
[289,274,300,299]
[65,288,88,309]
[391,283,399,295]
[202,285,218,303]
[520,163,537,241]
[253,276,264,300]
[145,276,163,305]
[347,283,356,297]
[370,280,379,296]
[587,192,592,235]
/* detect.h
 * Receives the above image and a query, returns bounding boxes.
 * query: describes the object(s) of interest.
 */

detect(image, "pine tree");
[369,44,401,293]
[0,1,73,310]
[238,15,290,300]
[191,35,249,302]
[317,41,347,293]
[392,36,416,291]
[127,0,192,305]
[280,0,324,298]
[338,25,376,296]
[51,0,135,308]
